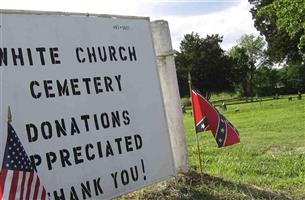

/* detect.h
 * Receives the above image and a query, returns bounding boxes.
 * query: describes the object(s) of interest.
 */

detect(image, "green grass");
[187,97,305,199]
[120,97,305,200]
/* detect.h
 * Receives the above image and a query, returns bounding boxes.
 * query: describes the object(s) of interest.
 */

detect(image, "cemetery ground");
[120,95,305,200]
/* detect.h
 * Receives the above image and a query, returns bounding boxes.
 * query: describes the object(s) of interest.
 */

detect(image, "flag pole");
[188,72,204,182]
[8,106,12,123]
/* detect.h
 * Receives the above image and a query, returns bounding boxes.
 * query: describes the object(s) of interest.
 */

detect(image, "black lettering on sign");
[36,47,46,65]
[70,79,81,95]
[98,47,107,62]
[50,177,104,200]
[82,78,91,94]
[105,141,114,157]
[46,152,57,170]
[75,46,137,63]
[50,47,61,64]
[70,118,80,135]
[12,48,24,66]
[81,180,92,199]
[125,136,133,152]
[0,47,61,66]
[29,75,123,99]
[80,115,90,132]
[30,81,42,99]
[87,47,97,63]
[109,46,117,61]
[114,138,123,154]
[73,146,84,165]
[76,47,85,63]
[41,121,52,140]
[0,48,8,66]
[70,187,79,200]
[55,119,67,138]
[26,123,38,143]
[43,80,55,98]
[24,110,132,143]
[27,48,33,66]
[30,154,41,171]
[57,80,70,97]
[53,188,65,200]
[85,143,95,160]
[110,160,146,189]
[60,149,72,167]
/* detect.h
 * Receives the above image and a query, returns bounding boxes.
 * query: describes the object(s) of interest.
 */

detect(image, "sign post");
[0,10,175,199]
[151,20,189,173]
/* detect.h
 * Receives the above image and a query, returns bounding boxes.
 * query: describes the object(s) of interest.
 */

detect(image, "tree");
[175,33,236,99]
[278,64,305,93]
[228,46,251,96]
[228,34,266,97]
[269,0,305,52]
[249,0,305,63]
[253,67,280,96]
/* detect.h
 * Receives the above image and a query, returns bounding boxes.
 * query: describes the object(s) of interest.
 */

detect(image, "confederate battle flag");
[191,87,240,148]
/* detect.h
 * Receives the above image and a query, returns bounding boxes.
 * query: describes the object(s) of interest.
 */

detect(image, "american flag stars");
[0,123,47,200]
[2,125,33,172]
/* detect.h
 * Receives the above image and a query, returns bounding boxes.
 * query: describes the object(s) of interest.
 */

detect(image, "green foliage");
[238,34,266,66]
[228,46,251,96]
[228,34,266,97]
[249,0,305,63]
[175,33,236,98]
[272,0,305,51]
[253,67,280,96]
[278,64,305,93]
[228,33,304,96]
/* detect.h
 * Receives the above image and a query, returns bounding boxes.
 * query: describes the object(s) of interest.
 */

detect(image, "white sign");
[0,11,175,200]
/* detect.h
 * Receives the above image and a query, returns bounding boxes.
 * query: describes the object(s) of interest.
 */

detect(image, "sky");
[0,0,259,51]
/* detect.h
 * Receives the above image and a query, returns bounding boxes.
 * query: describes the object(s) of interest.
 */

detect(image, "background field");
[120,96,305,200]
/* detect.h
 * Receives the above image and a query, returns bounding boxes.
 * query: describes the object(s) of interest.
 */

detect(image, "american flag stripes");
[0,123,46,200]
[191,87,240,147]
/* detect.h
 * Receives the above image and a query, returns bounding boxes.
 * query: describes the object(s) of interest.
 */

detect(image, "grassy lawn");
[185,97,305,199]
[120,97,305,200]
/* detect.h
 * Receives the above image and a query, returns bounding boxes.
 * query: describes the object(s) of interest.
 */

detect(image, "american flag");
[191,87,240,147]
[0,122,47,200]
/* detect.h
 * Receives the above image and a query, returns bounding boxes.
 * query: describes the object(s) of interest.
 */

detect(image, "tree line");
[175,0,305,99]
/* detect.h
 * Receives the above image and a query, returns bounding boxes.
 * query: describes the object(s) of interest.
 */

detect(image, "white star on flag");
[0,122,47,200]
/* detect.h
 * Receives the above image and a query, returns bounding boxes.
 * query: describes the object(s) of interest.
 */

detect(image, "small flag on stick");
[191,87,240,147]
[0,109,47,200]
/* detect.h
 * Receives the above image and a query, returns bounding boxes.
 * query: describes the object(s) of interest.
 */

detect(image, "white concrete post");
[151,20,189,173]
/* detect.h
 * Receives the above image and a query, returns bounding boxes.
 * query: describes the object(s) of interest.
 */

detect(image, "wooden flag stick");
[8,106,12,123]
[195,131,204,182]
[188,72,204,182]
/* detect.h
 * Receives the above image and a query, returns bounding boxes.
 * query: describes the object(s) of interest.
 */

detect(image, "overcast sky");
[0,0,259,51]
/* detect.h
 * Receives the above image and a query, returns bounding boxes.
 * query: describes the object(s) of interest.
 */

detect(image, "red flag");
[191,87,240,147]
